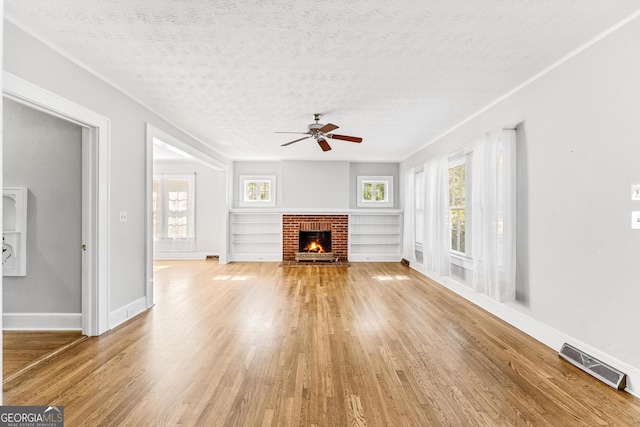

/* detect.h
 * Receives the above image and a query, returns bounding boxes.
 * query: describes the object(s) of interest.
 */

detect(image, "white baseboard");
[349,254,402,262]
[153,252,216,260]
[3,313,82,330]
[228,254,282,262]
[561,336,640,398]
[109,297,148,330]
[411,264,640,398]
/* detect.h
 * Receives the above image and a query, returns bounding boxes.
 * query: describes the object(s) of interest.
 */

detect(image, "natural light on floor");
[373,275,410,281]
[213,275,250,281]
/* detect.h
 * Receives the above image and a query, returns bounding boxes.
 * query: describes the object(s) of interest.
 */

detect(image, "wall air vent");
[559,343,626,390]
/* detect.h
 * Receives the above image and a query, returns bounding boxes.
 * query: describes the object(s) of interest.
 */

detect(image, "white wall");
[234,161,350,209]
[234,160,350,209]
[1,0,5,392]
[153,161,223,257]
[3,21,229,316]
[349,162,399,209]
[400,17,640,388]
[3,98,83,313]
[232,161,281,209]
[281,161,349,209]
[233,161,399,210]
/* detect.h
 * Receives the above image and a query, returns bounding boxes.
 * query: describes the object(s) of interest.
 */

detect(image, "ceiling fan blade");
[317,138,332,152]
[319,123,338,133]
[281,136,311,147]
[275,131,309,135]
[327,134,363,143]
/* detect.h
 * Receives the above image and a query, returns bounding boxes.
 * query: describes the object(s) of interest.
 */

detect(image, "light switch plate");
[119,211,128,223]
[632,211,640,229]
[632,184,640,201]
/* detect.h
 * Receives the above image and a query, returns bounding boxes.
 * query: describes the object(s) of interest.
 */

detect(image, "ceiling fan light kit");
[278,114,363,152]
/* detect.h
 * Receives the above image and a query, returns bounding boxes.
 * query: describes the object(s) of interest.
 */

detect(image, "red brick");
[282,214,349,259]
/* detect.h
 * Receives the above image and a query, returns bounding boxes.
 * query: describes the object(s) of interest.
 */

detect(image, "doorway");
[2,98,85,380]
[3,98,83,325]
[2,72,110,338]
[145,123,229,309]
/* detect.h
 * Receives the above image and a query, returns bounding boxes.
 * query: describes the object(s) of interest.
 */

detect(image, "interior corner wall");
[400,18,640,377]
[3,98,82,313]
[153,161,223,257]
[3,21,229,316]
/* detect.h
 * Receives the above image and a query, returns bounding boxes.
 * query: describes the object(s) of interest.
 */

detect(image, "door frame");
[3,72,110,336]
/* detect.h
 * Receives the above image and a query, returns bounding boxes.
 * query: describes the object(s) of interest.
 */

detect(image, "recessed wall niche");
[3,187,28,276]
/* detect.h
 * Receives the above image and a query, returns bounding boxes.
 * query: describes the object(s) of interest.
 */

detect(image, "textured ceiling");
[6,1,640,162]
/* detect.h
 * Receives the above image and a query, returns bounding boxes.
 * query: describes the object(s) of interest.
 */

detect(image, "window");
[245,180,270,202]
[363,181,386,202]
[239,175,276,207]
[414,169,424,244]
[357,176,394,207]
[448,155,471,256]
[153,173,195,252]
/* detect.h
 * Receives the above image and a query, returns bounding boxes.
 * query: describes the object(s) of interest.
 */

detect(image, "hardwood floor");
[3,331,86,380]
[4,261,640,426]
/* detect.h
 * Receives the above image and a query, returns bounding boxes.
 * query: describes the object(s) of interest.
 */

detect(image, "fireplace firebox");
[296,231,334,262]
[299,231,331,253]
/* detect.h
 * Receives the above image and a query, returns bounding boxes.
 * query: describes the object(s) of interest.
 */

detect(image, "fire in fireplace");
[299,231,332,254]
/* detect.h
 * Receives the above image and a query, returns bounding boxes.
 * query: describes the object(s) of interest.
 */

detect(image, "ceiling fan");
[277,113,363,152]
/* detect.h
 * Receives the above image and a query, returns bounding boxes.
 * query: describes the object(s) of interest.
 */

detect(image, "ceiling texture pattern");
[6,1,640,161]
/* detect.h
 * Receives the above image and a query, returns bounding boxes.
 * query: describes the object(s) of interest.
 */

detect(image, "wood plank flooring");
[3,261,640,426]
[3,331,85,380]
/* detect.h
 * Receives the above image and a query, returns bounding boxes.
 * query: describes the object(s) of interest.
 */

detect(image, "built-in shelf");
[3,187,28,276]
[229,212,282,261]
[228,211,403,263]
[351,231,398,236]
[231,221,281,224]
[349,213,402,262]
[350,242,400,245]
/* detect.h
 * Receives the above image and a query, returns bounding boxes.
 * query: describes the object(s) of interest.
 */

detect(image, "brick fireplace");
[282,215,348,261]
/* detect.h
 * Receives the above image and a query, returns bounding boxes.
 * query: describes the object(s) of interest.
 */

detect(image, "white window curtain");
[471,128,516,302]
[423,154,450,277]
[153,172,196,252]
[414,168,425,245]
[402,167,416,260]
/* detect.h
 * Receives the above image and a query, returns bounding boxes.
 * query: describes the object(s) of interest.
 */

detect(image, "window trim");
[356,175,394,208]
[239,175,276,207]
